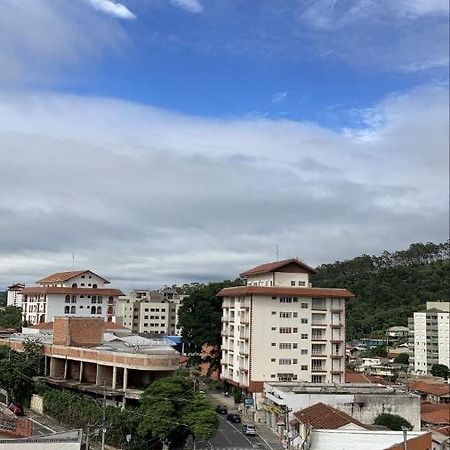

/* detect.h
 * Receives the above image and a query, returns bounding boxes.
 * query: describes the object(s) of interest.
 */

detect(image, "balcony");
[312,335,326,342]
[330,309,343,313]
[312,322,327,327]
[330,370,343,375]
[239,331,249,340]
[330,324,343,328]
[311,368,327,373]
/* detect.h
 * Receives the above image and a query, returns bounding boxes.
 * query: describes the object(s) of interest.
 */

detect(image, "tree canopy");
[0,305,22,329]
[431,364,449,380]
[373,413,413,431]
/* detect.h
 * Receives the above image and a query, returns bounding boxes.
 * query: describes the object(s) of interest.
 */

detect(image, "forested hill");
[312,242,450,340]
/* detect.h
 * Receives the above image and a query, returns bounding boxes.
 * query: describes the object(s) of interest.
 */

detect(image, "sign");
[244,398,254,406]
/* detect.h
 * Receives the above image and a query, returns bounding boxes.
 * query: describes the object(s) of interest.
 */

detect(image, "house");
[20,270,124,325]
[218,258,353,396]
[410,381,450,404]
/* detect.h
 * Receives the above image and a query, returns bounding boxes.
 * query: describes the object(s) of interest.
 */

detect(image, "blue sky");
[0,0,448,288]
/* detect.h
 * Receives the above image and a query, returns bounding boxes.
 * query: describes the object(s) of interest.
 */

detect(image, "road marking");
[29,418,56,433]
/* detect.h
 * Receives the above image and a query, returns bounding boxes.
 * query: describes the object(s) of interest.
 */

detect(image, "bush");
[393,353,409,365]
[374,413,413,431]
[431,364,449,380]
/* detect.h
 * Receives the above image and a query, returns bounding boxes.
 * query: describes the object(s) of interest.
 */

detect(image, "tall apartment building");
[20,270,123,325]
[117,289,184,336]
[408,301,450,374]
[218,258,353,393]
[7,283,25,307]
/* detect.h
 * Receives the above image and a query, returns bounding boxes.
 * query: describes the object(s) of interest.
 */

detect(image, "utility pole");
[101,384,107,450]
[85,424,91,450]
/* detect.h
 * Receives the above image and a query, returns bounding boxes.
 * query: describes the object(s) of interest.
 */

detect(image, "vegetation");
[0,338,43,403]
[0,305,22,329]
[313,242,450,340]
[393,353,409,365]
[41,376,218,449]
[360,345,388,358]
[0,291,6,308]
[431,364,450,380]
[373,413,413,431]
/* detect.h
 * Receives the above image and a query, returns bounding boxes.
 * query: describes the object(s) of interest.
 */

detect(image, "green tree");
[373,413,413,431]
[360,345,388,358]
[431,364,450,380]
[393,353,409,365]
[177,279,244,351]
[139,376,219,448]
[0,305,22,329]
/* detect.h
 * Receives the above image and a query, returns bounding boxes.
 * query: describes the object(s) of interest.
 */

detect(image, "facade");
[6,283,25,308]
[20,270,123,325]
[409,302,450,374]
[218,258,353,393]
[117,289,184,335]
[0,317,180,406]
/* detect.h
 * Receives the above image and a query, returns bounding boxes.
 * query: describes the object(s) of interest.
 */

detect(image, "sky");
[0,0,448,290]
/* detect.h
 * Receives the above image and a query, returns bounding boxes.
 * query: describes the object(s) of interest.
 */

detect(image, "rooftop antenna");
[276,244,280,261]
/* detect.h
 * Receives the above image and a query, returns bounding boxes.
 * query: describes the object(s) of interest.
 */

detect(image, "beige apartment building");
[117,289,184,336]
[218,259,353,393]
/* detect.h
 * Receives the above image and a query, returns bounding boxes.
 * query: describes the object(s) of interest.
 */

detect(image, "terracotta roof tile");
[22,287,124,296]
[435,426,450,436]
[240,258,318,277]
[421,408,450,425]
[410,381,450,397]
[345,371,372,383]
[421,402,449,413]
[217,286,353,298]
[38,270,109,284]
[292,402,369,430]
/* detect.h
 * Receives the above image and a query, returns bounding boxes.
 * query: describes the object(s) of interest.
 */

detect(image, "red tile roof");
[435,426,450,436]
[421,402,449,413]
[217,285,353,298]
[22,287,124,296]
[421,408,450,425]
[410,381,450,397]
[345,371,372,383]
[240,258,318,277]
[292,402,369,430]
[38,270,109,284]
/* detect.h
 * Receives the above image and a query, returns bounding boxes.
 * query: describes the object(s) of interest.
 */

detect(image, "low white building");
[20,270,124,325]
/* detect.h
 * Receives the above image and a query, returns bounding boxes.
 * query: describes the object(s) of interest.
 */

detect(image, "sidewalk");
[207,391,284,450]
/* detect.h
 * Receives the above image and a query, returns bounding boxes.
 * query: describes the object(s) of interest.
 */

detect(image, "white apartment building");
[117,290,183,336]
[409,301,450,374]
[20,270,124,325]
[218,258,353,393]
[7,283,25,307]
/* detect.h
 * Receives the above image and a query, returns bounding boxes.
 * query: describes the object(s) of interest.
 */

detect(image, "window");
[107,306,114,315]
[280,297,292,303]
[293,297,298,303]
[301,365,308,370]
[92,284,97,289]
[64,306,70,314]
[72,283,77,288]
[88,284,91,287]
[161,308,166,312]
[279,359,292,365]
[65,295,70,303]
[301,349,308,355]
[271,342,276,346]
[70,306,76,314]
[91,297,97,304]
[293,312,298,318]
[279,343,292,349]
[280,312,292,318]
[96,306,102,314]
[293,343,298,349]
[271,327,277,331]
[298,281,306,286]
[79,305,83,309]
[272,311,277,315]
[144,323,148,327]
[291,281,296,286]
[301,318,308,324]
[81,275,85,279]
[279,327,292,334]
[271,374,276,378]
[293,359,298,364]
[301,303,308,309]
[97,296,102,304]
[293,328,298,333]
[144,315,148,319]
[271,296,277,300]
[81,283,85,286]
[271,358,276,362]
[301,333,308,339]
[91,306,96,314]
[145,308,149,312]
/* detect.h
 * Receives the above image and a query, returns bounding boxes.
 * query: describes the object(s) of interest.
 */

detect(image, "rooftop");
[37,270,109,284]
[240,258,318,277]
[22,286,124,296]
[410,381,450,397]
[217,286,353,298]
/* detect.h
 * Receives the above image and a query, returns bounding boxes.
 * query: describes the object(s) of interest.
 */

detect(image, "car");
[226,413,241,423]
[8,403,24,416]
[243,424,256,436]
[215,405,228,414]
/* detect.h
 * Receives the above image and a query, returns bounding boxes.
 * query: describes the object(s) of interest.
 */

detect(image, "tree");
[393,353,409,365]
[177,279,244,352]
[431,364,450,380]
[374,413,413,431]
[139,376,218,448]
[0,305,22,329]
[360,345,388,358]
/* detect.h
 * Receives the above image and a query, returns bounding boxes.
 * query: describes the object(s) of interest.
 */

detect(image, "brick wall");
[53,317,103,347]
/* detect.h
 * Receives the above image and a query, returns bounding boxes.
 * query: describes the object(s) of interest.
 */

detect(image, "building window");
[279,343,292,349]
[301,303,308,308]
[272,311,277,315]
[70,306,76,314]
[144,323,148,327]
[301,333,308,339]
[271,327,277,331]
[301,318,308,324]
[92,284,97,289]
[280,297,292,303]
[271,296,277,299]
[293,297,298,302]
[96,306,102,314]
[280,312,292,318]
[71,295,77,303]
[81,275,85,279]
[81,283,85,286]
[65,295,70,303]
[291,281,296,286]
[279,327,292,334]
[271,343,276,346]
[301,349,308,355]
[293,328,298,333]
[107,306,114,315]
[271,358,276,362]
[298,281,306,286]
[293,343,298,349]
[91,297,97,304]
[97,296,102,304]
[279,359,292,365]
[72,283,77,288]
[64,306,70,314]
[293,312,298,318]
[91,306,96,314]
[301,365,308,371]
[271,374,276,378]
[293,359,298,364]
[144,315,149,319]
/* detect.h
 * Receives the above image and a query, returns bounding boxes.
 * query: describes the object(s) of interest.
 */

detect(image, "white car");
[243,424,256,436]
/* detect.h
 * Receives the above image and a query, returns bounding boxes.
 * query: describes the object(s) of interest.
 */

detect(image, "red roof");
[22,287,124,296]
[38,270,109,284]
[421,408,450,425]
[410,381,450,397]
[240,258,318,277]
[292,402,369,430]
[435,426,450,436]
[217,285,353,298]
[345,371,372,383]
[421,402,449,413]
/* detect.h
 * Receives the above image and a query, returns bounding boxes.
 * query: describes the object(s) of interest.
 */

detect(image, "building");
[116,289,184,335]
[7,283,25,308]
[387,326,410,346]
[0,430,82,449]
[409,302,450,375]
[20,270,124,325]
[0,317,180,406]
[263,381,421,431]
[410,381,450,405]
[218,258,353,393]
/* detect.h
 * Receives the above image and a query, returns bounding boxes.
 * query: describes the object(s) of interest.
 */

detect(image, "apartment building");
[6,283,25,308]
[218,258,353,393]
[408,301,450,374]
[20,270,123,325]
[117,289,183,336]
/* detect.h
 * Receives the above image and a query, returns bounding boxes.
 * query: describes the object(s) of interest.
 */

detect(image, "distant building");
[6,283,25,308]
[218,258,353,394]
[408,301,450,375]
[387,326,409,346]
[20,270,123,325]
[116,289,185,336]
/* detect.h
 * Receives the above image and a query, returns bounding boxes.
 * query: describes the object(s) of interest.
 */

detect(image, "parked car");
[8,403,24,416]
[215,405,228,414]
[226,413,241,423]
[243,424,256,436]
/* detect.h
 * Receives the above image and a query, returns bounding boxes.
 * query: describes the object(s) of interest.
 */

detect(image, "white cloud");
[85,0,136,19]
[272,92,288,104]
[170,0,203,14]
[0,85,447,288]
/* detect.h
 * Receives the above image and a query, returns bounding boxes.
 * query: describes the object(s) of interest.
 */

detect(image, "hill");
[312,242,450,340]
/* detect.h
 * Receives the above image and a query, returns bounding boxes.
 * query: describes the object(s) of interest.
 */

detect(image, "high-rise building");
[7,283,25,308]
[408,301,450,374]
[218,258,353,394]
[20,270,123,325]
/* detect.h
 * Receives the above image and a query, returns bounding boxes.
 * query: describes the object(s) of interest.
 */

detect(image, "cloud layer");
[0,85,447,288]
[85,0,136,19]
